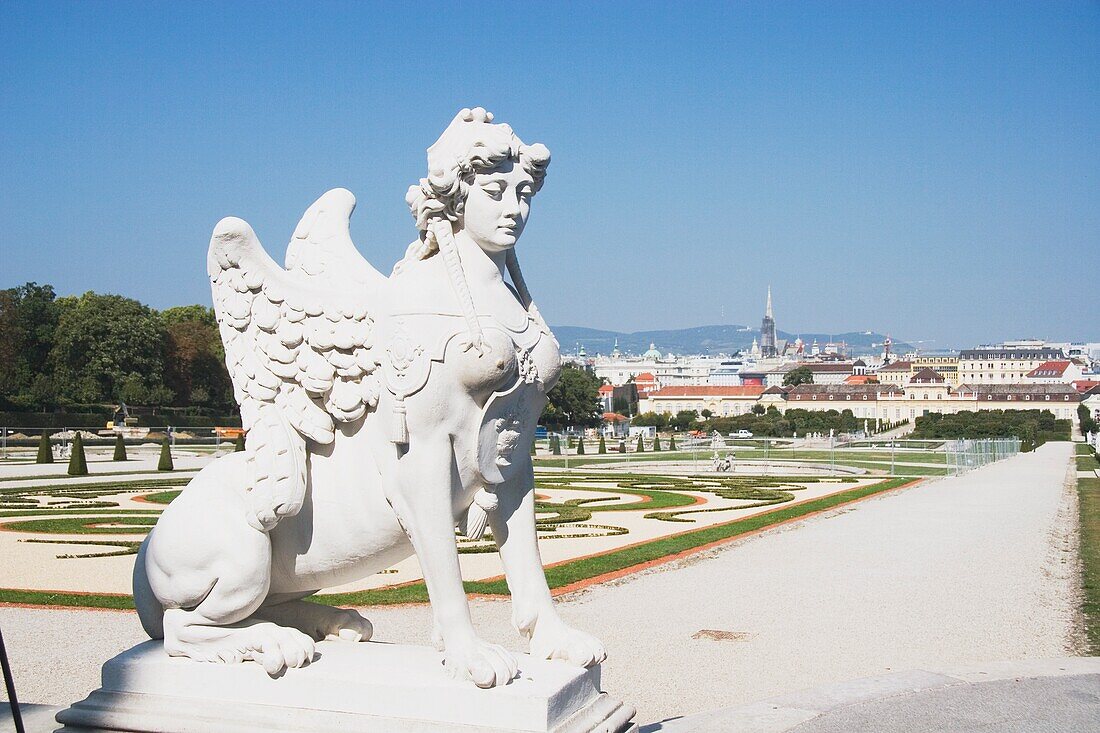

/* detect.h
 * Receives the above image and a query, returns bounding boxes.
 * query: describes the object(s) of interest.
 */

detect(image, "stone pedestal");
[56,640,637,733]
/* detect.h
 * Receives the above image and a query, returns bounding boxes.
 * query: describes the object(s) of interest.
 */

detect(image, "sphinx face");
[463,160,535,253]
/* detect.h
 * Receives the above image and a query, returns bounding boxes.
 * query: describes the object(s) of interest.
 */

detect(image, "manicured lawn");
[1079,475,1100,654]
[0,515,158,535]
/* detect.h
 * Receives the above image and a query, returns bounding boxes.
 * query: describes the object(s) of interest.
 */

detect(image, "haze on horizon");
[1,2,1096,349]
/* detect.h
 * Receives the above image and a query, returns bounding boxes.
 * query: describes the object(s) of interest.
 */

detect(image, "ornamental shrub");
[577,437,585,455]
[113,434,127,461]
[653,435,662,451]
[551,436,561,455]
[67,432,88,476]
[669,434,677,450]
[636,435,645,453]
[618,440,626,453]
[235,433,246,452]
[158,438,174,471]
[36,432,53,464]
[598,435,606,454]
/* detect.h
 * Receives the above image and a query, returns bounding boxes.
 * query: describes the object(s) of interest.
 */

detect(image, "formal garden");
[0,457,919,609]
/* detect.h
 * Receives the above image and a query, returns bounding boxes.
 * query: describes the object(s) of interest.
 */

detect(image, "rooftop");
[909,368,946,384]
[878,360,913,372]
[648,386,766,398]
[1025,361,1072,378]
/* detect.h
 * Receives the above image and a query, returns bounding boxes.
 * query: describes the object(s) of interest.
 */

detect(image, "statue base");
[56,639,637,733]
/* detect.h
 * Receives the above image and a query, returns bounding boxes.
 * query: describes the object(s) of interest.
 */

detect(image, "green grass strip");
[0,588,134,609]
[1079,476,1100,654]
[0,469,197,483]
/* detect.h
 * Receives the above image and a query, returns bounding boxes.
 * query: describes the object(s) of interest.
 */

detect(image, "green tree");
[158,437,174,471]
[636,434,645,452]
[598,435,607,454]
[751,403,766,415]
[68,432,88,476]
[162,306,232,409]
[653,434,662,451]
[551,435,561,455]
[112,434,127,461]
[1079,404,1097,435]
[35,432,53,464]
[783,366,814,387]
[50,292,171,404]
[0,283,62,406]
[671,410,698,431]
[541,364,602,430]
[577,437,585,455]
[632,412,669,428]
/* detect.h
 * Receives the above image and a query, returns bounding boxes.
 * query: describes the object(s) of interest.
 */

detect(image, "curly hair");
[394,109,550,276]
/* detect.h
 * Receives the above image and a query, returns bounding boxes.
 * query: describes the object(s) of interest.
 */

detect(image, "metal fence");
[943,438,1022,475]
[535,432,1025,479]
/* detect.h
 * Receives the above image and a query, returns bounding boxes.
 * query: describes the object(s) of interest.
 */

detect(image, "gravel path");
[0,443,1078,726]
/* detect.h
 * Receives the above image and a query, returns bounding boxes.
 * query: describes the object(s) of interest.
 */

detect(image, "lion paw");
[244,624,317,676]
[530,621,606,668]
[318,607,374,642]
[443,637,518,688]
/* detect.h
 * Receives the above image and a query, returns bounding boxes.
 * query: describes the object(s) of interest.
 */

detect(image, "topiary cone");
[158,437,174,471]
[235,433,246,452]
[68,432,88,476]
[598,435,607,454]
[577,437,585,455]
[669,434,677,450]
[636,434,645,453]
[653,435,662,451]
[113,434,127,461]
[36,432,54,464]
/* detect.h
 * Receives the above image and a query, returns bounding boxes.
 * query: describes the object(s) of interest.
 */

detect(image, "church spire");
[760,286,778,358]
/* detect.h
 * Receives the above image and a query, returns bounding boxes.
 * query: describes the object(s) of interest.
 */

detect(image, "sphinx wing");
[208,212,380,531]
[284,188,387,293]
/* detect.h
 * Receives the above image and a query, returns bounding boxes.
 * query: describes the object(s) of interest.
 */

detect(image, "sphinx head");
[404,107,551,256]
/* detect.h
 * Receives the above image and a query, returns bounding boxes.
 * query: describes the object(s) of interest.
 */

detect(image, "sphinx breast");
[529,332,562,391]
[448,327,518,394]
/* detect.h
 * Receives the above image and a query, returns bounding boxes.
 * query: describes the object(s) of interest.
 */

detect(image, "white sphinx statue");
[132,107,606,688]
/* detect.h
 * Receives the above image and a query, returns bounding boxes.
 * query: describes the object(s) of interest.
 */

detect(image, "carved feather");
[207,189,385,532]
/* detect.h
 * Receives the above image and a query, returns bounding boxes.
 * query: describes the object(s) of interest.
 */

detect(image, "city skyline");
[1,2,1097,346]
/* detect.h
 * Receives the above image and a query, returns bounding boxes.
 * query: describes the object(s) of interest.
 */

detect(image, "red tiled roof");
[635,372,656,381]
[648,386,765,398]
[1072,380,1100,393]
[878,360,912,372]
[602,412,629,422]
[1026,360,1071,378]
[598,385,614,394]
[845,375,879,384]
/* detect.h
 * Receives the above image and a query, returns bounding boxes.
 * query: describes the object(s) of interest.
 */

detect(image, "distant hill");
[552,324,911,357]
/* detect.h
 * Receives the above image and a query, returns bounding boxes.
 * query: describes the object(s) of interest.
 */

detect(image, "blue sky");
[1,1,1097,349]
